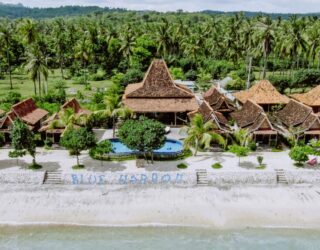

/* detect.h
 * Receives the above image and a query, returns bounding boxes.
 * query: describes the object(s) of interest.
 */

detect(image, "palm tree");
[181,114,225,156]
[104,94,133,137]
[18,18,38,45]
[254,16,276,79]
[53,19,68,79]
[0,22,14,89]
[232,128,252,147]
[25,47,49,97]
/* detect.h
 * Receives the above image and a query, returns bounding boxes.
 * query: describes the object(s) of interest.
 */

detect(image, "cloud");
[2,0,320,13]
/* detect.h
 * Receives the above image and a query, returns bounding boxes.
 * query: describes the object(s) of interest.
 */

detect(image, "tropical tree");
[0,22,14,89]
[25,46,49,96]
[181,114,225,156]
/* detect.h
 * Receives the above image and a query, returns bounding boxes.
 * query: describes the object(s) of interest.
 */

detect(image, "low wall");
[285,171,320,184]
[0,171,45,184]
[62,171,197,186]
[207,171,277,186]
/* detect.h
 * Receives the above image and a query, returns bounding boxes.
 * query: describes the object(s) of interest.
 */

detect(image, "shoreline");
[1,185,320,229]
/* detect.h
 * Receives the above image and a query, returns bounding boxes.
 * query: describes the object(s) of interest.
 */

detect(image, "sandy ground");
[0,147,318,173]
[0,184,320,229]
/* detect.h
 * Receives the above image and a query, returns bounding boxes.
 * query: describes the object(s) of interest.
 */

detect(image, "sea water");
[1,226,320,250]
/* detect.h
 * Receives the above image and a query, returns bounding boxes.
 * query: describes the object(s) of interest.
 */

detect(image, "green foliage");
[289,145,314,166]
[196,68,212,91]
[268,75,291,92]
[89,68,106,81]
[2,92,21,104]
[225,72,246,90]
[37,102,60,115]
[118,116,166,162]
[170,67,185,80]
[182,114,226,156]
[228,144,250,164]
[212,163,223,169]
[120,68,144,87]
[257,156,264,166]
[28,162,42,169]
[177,163,188,169]
[89,139,113,158]
[0,133,5,147]
[10,119,37,165]
[61,127,96,166]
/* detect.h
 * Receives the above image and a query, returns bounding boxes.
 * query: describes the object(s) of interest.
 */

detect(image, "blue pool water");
[110,138,183,154]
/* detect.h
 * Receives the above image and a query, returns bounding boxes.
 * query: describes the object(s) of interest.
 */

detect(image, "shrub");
[72,76,86,85]
[292,69,320,88]
[44,139,53,148]
[257,156,264,166]
[120,68,144,87]
[268,75,291,93]
[177,163,188,169]
[212,163,223,169]
[72,164,85,170]
[28,162,42,170]
[289,145,314,166]
[225,71,246,90]
[248,141,257,151]
[2,92,21,104]
[185,69,197,81]
[170,67,185,80]
[89,68,106,81]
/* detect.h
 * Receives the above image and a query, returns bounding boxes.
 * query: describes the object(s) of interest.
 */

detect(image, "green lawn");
[0,69,113,100]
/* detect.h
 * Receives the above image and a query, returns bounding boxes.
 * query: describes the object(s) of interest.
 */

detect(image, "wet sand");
[0,184,320,229]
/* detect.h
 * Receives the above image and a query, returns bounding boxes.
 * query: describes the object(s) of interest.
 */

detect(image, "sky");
[2,0,320,13]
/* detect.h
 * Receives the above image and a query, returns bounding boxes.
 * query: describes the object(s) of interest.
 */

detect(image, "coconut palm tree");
[181,114,225,156]
[232,128,252,147]
[0,22,14,89]
[25,46,49,97]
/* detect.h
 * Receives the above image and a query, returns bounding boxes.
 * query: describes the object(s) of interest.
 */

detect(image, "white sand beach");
[1,184,320,229]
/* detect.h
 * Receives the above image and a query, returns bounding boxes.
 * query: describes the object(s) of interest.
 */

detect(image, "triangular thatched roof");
[233,80,289,105]
[231,100,275,133]
[203,86,236,112]
[276,99,320,133]
[188,101,230,132]
[123,60,198,113]
[291,85,320,107]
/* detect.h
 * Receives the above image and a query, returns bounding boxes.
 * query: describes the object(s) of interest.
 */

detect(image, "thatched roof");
[9,98,48,126]
[291,85,320,107]
[188,101,230,132]
[123,60,198,113]
[231,100,275,133]
[233,80,289,105]
[203,86,236,112]
[40,98,91,133]
[276,99,320,133]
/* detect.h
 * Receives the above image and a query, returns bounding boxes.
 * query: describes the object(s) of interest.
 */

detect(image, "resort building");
[39,98,91,143]
[276,99,320,141]
[203,86,236,116]
[233,80,289,111]
[122,59,198,126]
[188,101,230,134]
[231,100,278,145]
[291,85,320,113]
[0,98,48,141]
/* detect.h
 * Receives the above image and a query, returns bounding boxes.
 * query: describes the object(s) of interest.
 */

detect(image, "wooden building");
[276,99,320,141]
[0,98,48,141]
[39,98,91,143]
[188,101,230,134]
[122,59,198,126]
[233,80,289,111]
[203,86,236,116]
[231,100,278,145]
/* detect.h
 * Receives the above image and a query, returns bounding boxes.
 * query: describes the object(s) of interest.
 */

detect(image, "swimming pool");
[109,138,184,155]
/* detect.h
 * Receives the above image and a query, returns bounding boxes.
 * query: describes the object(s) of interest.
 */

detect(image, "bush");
[177,163,188,169]
[37,102,60,115]
[292,69,320,88]
[72,164,85,169]
[72,76,87,85]
[212,163,223,169]
[89,68,107,81]
[268,75,291,93]
[44,139,53,148]
[225,71,246,90]
[248,141,257,151]
[2,92,21,104]
[185,69,197,81]
[92,91,106,105]
[289,145,314,166]
[170,67,185,80]
[28,163,42,170]
[257,156,264,166]
[120,68,144,87]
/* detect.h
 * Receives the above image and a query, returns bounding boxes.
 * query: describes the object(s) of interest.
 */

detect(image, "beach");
[1,184,320,229]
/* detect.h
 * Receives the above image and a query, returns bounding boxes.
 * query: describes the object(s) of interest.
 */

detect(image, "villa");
[122,59,198,126]
[291,85,320,113]
[276,99,320,141]
[233,80,289,111]
[231,100,278,145]
[39,98,91,143]
[0,98,48,141]
[203,86,236,117]
[188,101,230,134]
